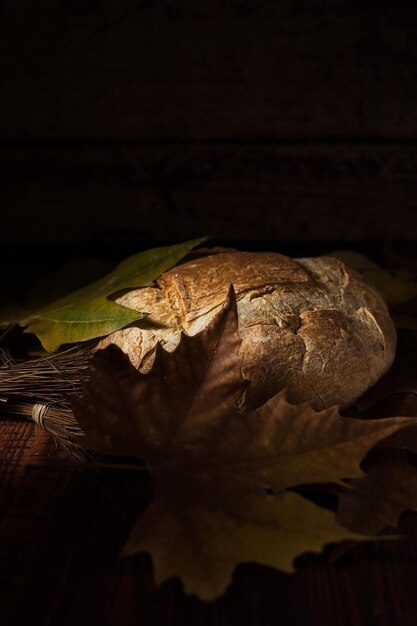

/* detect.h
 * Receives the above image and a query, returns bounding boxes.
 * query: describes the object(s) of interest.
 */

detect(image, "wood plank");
[2,419,417,624]
[0,418,147,625]
[1,142,417,242]
[1,2,417,139]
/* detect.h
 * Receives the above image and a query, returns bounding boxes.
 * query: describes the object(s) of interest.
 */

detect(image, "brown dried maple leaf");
[72,287,416,600]
[355,344,417,413]
[336,449,417,534]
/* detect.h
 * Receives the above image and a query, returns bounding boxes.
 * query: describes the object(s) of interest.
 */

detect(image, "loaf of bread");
[97,250,396,410]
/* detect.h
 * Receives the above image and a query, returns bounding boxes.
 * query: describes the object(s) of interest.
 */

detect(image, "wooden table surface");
[1,414,417,626]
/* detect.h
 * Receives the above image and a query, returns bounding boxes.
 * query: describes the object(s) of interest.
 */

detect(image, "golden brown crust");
[96,250,397,410]
[98,287,181,371]
[157,251,311,327]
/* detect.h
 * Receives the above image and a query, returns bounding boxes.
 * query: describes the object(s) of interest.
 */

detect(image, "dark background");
[1,0,417,249]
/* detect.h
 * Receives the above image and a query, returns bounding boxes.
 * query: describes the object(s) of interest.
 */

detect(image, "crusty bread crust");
[97,251,396,410]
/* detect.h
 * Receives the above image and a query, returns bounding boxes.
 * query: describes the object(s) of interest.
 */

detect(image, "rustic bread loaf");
[97,250,396,410]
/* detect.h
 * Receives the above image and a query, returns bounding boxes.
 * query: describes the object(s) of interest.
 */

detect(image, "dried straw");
[0,344,91,400]
[0,345,93,461]
[0,347,11,366]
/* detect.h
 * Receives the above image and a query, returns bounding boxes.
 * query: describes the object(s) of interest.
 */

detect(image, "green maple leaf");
[8,238,205,351]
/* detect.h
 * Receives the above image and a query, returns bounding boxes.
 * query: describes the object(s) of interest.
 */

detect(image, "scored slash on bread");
[98,251,396,411]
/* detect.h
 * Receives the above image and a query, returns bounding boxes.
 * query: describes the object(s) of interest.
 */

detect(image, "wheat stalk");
[0,345,92,461]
